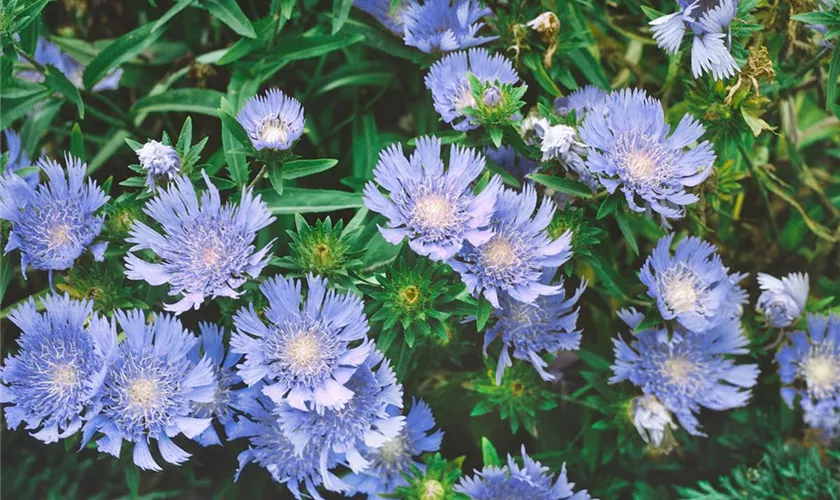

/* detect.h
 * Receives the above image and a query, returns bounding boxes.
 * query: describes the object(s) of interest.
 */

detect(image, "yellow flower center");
[483,237,518,271]
[413,195,455,230]
[399,285,421,307]
[128,377,159,408]
[285,332,321,374]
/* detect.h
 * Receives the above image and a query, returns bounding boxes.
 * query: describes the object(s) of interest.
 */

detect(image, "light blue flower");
[579,88,716,219]
[81,310,217,471]
[456,446,593,499]
[1,294,116,444]
[0,154,109,280]
[124,171,275,313]
[363,136,501,262]
[756,272,809,328]
[354,0,406,34]
[630,395,677,447]
[403,0,498,53]
[483,145,541,182]
[649,0,740,80]
[137,140,181,190]
[18,37,122,91]
[554,85,608,119]
[343,398,443,499]
[610,308,759,436]
[2,129,37,186]
[640,234,747,333]
[231,274,372,412]
[236,88,305,151]
[452,183,573,308]
[425,48,520,132]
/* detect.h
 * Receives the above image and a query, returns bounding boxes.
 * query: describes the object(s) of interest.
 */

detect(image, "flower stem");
[735,138,779,239]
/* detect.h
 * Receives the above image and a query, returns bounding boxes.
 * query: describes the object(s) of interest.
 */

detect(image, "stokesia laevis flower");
[17,37,123,91]
[452,183,573,308]
[630,394,678,447]
[237,88,305,151]
[532,119,593,187]
[483,145,541,183]
[1,294,116,443]
[403,0,498,53]
[124,171,275,313]
[363,136,501,261]
[756,272,809,328]
[554,85,609,119]
[353,0,406,35]
[0,154,109,280]
[610,308,759,436]
[81,310,217,471]
[640,234,747,333]
[456,446,593,499]
[425,48,520,132]
[579,88,716,220]
[136,140,181,190]
[231,274,372,412]
[2,129,37,186]
[649,0,740,80]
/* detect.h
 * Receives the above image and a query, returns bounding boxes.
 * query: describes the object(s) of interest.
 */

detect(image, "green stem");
[792,47,830,81]
[735,138,780,239]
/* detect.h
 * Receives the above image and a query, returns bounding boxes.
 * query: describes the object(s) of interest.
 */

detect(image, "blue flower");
[484,279,586,383]
[403,0,498,53]
[236,88,305,151]
[756,272,809,328]
[277,349,404,490]
[0,154,109,279]
[579,88,716,219]
[456,446,592,499]
[343,398,443,499]
[231,274,372,411]
[425,48,520,131]
[649,0,740,80]
[483,145,541,183]
[2,129,37,186]
[18,37,122,91]
[363,136,501,261]
[124,171,275,313]
[1,294,116,443]
[188,322,242,446]
[81,310,218,471]
[610,308,759,436]
[777,314,840,438]
[640,234,747,333]
[228,392,344,499]
[630,395,677,447]
[136,140,181,190]
[452,183,573,308]
[354,0,406,34]
[554,85,608,118]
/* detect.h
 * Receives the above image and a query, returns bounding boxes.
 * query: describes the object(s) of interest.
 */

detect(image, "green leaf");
[476,296,491,332]
[177,117,193,153]
[268,165,284,195]
[489,127,503,148]
[568,48,610,89]
[124,464,140,499]
[218,110,252,148]
[0,90,51,129]
[282,159,339,179]
[596,195,620,220]
[152,0,195,32]
[331,0,355,34]
[42,65,84,118]
[202,0,257,38]
[70,123,85,162]
[83,23,164,90]
[523,54,561,96]
[353,114,378,180]
[262,188,364,213]
[615,210,639,256]
[481,437,503,467]
[527,173,594,199]
[133,89,224,116]
[640,5,665,20]
[274,34,365,62]
[828,44,840,116]
[219,97,249,186]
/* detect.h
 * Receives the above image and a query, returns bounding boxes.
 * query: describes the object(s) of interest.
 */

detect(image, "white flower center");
[50,363,79,390]
[626,151,657,182]
[421,480,445,500]
[284,332,321,375]
[482,237,518,271]
[378,434,408,468]
[48,223,73,248]
[259,118,288,145]
[455,84,477,111]
[128,377,159,408]
[802,351,840,399]
[413,195,455,229]
[664,356,695,383]
[202,246,221,266]
[662,270,700,315]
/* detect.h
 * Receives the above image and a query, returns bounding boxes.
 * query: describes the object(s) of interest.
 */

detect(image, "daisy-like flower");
[188,323,242,446]
[81,310,217,471]
[630,394,678,447]
[403,0,498,53]
[277,349,404,490]
[228,391,344,499]
[18,37,122,91]
[354,0,406,35]
[610,308,759,436]
[0,154,109,280]
[1,294,115,443]
[484,145,540,183]
[456,446,592,499]
[756,272,809,328]
[363,136,501,262]
[640,234,747,333]
[425,49,520,132]
[124,171,275,313]
[554,85,608,119]
[777,314,840,439]
[452,183,573,307]
[231,274,372,412]
[136,140,181,190]
[579,88,716,219]
[533,120,589,180]
[484,279,586,384]
[236,88,305,151]
[649,0,740,80]
[2,129,37,186]
[343,398,444,499]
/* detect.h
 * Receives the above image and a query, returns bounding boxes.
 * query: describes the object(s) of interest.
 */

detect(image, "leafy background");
[1,0,840,498]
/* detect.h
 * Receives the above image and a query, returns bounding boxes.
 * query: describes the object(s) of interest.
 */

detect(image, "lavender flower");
[579,89,716,219]
[136,140,181,190]
[483,145,540,182]
[403,0,498,53]
[354,0,406,35]
[425,48,520,131]
[554,85,608,119]
[363,136,501,261]
[124,171,275,313]
[756,272,809,328]
[2,129,37,186]
[237,88,305,151]
[18,37,122,91]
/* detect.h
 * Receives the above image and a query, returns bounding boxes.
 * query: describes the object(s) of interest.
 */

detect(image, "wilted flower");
[630,395,678,447]
[237,88,305,151]
[640,234,747,333]
[483,145,541,182]
[353,0,406,34]
[554,85,608,119]
[1,294,115,443]
[579,88,716,219]
[363,136,501,261]
[82,310,217,471]
[124,171,275,313]
[17,37,122,91]
[756,272,809,328]
[425,49,520,132]
[611,308,759,436]
[231,274,372,412]
[2,129,37,186]
[527,12,560,39]
[136,140,181,190]
[649,0,740,80]
[403,0,498,53]
[0,154,109,280]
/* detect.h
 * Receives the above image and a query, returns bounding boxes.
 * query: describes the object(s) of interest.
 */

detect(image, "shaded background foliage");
[1,0,839,498]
